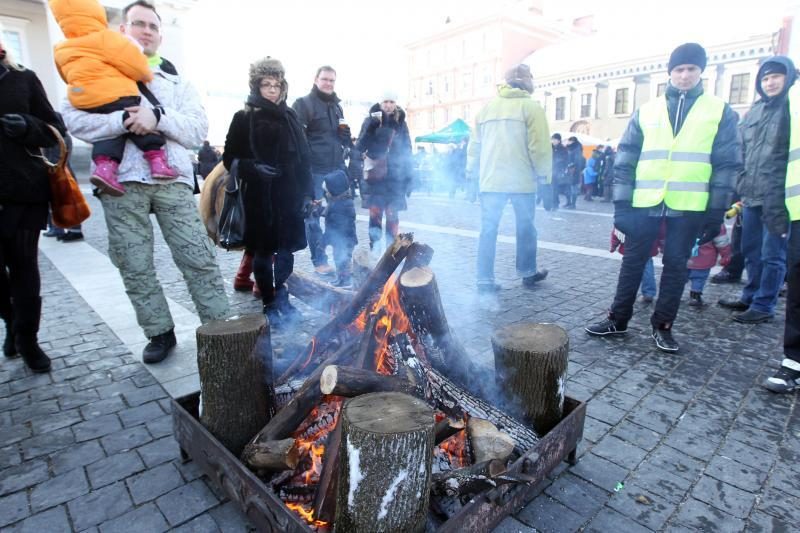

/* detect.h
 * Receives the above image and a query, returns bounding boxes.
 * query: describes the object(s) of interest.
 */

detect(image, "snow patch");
[556,376,565,411]
[377,469,408,521]
[347,437,363,509]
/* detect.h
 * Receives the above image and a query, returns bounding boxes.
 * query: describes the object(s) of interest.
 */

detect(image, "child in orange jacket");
[49,0,177,196]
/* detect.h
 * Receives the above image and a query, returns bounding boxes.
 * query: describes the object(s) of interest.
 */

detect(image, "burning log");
[244,438,301,472]
[287,271,352,315]
[320,365,416,397]
[335,392,435,533]
[434,417,467,445]
[467,418,515,463]
[492,323,569,435]
[197,314,274,456]
[430,459,507,498]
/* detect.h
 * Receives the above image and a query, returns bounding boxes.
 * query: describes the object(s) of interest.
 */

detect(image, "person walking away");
[551,133,568,210]
[564,136,585,208]
[686,223,732,306]
[355,91,413,251]
[467,64,551,293]
[292,66,351,276]
[63,0,230,363]
[585,42,741,352]
[322,170,357,288]
[717,57,795,323]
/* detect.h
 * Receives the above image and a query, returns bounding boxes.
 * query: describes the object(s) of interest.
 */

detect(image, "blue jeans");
[639,258,656,297]
[477,192,537,285]
[688,268,711,293]
[304,172,329,267]
[741,206,788,314]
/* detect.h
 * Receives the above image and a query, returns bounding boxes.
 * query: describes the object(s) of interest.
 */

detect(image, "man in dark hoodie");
[718,57,795,326]
[564,136,585,208]
[293,66,352,276]
[586,43,742,353]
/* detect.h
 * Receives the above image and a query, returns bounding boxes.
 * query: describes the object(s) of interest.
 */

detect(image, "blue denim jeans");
[477,192,537,285]
[304,172,328,267]
[639,258,657,297]
[688,268,711,293]
[741,206,788,314]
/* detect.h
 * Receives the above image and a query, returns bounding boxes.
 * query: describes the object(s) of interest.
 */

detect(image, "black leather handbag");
[218,160,246,250]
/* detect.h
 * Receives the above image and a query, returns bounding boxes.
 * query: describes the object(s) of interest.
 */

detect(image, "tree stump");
[197,314,275,456]
[491,323,569,435]
[335,392,434,533]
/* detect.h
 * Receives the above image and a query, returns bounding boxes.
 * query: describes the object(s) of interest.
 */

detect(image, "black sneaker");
[688,291,704,307]
[710,270,742,284]
[762,363,800,394]
[718,296,748,311]
[585,317,627,336]
[522,269,549,288]
[58,231,84,242]
[652,327,679,353]
[732,309,773,324]
[142,329,177,364]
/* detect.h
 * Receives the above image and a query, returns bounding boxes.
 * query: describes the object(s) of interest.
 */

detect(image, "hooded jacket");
[49,0,152,109]
[738,56,796,235]
[612,79,742,213]
[467,85,551,194]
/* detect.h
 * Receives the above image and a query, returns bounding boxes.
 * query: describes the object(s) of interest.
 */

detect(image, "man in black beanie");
[586,42,742,353]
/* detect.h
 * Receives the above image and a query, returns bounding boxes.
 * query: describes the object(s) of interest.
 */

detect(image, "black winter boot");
[3,320,17,357]
[276,285,301,325]
[13,297,50,372]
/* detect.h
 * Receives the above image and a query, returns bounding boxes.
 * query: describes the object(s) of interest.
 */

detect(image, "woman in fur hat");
[222,57,313,326]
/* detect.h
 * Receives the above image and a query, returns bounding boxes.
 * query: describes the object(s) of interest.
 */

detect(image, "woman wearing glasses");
[222,57,313,327]
[49,0,178,197]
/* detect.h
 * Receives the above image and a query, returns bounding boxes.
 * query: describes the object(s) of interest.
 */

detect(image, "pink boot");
[90,157,125,196]
[143,149,178,180]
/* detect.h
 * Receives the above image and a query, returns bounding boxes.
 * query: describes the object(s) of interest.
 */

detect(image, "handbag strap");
[137,81,165,115]
[40,124,68,170]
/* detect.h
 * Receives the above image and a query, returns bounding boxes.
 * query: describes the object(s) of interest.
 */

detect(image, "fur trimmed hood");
[249,56,288,103]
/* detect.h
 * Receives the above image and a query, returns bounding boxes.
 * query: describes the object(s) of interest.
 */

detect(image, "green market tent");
[414,118,471,144]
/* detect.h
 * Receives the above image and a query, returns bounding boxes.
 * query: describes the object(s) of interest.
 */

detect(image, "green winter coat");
[467,85,551,194]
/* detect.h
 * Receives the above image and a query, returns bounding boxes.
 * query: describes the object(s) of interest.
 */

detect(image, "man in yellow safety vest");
[586,43,742,352]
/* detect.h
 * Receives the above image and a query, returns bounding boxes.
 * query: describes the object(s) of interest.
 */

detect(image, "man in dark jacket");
[718,57,795,323]
[586,43,742,353]
[293,66,352,276]
[548,133,568,211]
[564,136,585,208]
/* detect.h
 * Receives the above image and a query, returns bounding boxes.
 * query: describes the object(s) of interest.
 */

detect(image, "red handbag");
[42,124,91,228]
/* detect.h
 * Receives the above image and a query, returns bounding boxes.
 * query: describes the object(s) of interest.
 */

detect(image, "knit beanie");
[761,61,787,77]
[249,57,288,102]
[505,63,534,93]
[380,89,398,103]
[668,43,707,73]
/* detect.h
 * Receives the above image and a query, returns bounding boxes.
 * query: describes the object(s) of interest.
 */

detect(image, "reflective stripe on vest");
[633,93,725,211]
[787,86,800,221]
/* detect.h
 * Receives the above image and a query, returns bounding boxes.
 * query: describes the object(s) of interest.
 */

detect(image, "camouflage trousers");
[99,182,230,338]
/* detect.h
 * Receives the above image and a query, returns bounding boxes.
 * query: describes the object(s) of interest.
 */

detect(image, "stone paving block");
[171,513,221,533]
[544,472,609,518]
[21,427,76,461]
[8,374,51,396]
[58,389,100,410]
[627,406,677,434]
[646,444,705,482]
[517,494,586,532]
[0,410,10,427]
[590,435,648,470]
[100,425,153,455]
[145,416,174,440]
[208,500,254,532]
[726,420,782,453]
[109,364,146,382]
[746,510,794,532]
[176,458,204,482]
[88,357,124,372]
[79,397,126,418]
[569,452,629,493]
[583,506,652,533]
[0,491,29,528]
[672,498,746,532]
[584,400,627,426]
[581,416,612,444]
[118,401,165,428]
[29,409,82,436]
[0,459,49,496]
[123,384,168,407]
[662,426,720,461]
[607,484,677,530]
[155,478,219,526]
[0,423,31,448]
[98,502,169,533]
[3,505,71,533]
[65,350,101,367]
[126,463,184,505]
[0,444,21,470]
[0,392,31,415]
[610,420,662,451]
[637,393,687,419]
[705,454,768,493]
[756,486,800,522]
[71,372,114,391]
[51,365,94,383]
[50,440,106,476]
[570,370,612,392]
[28,383,72,402]
[10,399,59,425]
[767,464,800,498]
[131,371,159,388]
[86,450,145,489]
[628,462,692,503]
[136,437,181,468]
[29,468,90,513]
[94,379,140,400]
[691,475,756,519]
[73,413,123,442]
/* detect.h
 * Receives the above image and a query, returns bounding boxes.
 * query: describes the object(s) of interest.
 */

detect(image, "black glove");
[697,209,725,245]
[338,124,352,144]
[367,117,380,131]
[301,197,315,218]
[613,201,637,235]
[0,114,28,138]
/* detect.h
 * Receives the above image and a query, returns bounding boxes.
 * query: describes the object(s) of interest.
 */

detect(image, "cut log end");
[467,418,515,463]
[399,266,434,288]
[196,313,266,337]
[320,365,338,396]
[241,438,301,472]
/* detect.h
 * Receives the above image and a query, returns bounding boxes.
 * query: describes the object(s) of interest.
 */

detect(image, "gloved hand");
[613,201,636,236]
[724,201,742,219]
[697,209,726,245]
[367,116,380,131]
[337,124,352,144]
[0,114,28,138]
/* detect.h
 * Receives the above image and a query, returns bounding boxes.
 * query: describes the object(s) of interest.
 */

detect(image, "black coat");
[197,144,219,178]
[292,86,348,174]
[355,104,413,210]
[0,64,62,207]
[222,103,313,254]
[551,143,569,185]
[565,142,585,185]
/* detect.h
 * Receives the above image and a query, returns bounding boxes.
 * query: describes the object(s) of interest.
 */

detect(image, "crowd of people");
[0,1,797,397]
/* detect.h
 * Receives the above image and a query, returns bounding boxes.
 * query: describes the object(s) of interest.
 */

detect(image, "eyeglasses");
[128,20,160,33]
[260,82,281,90]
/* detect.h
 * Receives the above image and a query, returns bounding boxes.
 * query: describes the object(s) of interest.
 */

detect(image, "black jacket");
[0,64,63,205]
[565,141,585,185]
[551,143,569,185]
[612,81,742,211]
[739,56,796,235]
[222,102,313,254]
[292,86,348,174]
[355,104,413,210]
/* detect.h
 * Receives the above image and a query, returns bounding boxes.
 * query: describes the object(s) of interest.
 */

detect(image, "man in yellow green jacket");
[467,64,552,293]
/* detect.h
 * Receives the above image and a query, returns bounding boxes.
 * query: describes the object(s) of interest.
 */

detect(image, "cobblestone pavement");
[1,190,797,532]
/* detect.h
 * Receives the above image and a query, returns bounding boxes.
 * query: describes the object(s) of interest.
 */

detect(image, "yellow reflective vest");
[633,93,726,211]
[787,86,800,221]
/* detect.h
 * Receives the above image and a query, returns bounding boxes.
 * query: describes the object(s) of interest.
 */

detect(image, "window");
[555,97,566,121]
[481,67,491,87]
[656,83,667,97]
[580,93,592,118]
[729,74,750,104]
[425,80,433,96]
[1,29,24,64]
[444,77,449,94]
[462,72,472,93]
[614,88,629,114]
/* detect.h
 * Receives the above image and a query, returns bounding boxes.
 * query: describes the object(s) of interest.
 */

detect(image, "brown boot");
[233,251,255,291]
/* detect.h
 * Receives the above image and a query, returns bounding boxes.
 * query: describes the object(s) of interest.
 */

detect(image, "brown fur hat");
[249,56,288,103]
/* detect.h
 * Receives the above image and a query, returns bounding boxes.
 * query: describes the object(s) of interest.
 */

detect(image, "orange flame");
[438,429,469,469]
[285,503,328,528]
[298,337,317,373]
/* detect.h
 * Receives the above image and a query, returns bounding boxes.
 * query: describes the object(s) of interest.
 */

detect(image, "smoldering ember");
[175,235,584,532]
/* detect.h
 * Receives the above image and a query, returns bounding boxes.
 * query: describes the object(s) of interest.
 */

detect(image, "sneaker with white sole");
[651,327,679,353]
[585,317,628,336]
[762,360,800,394]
